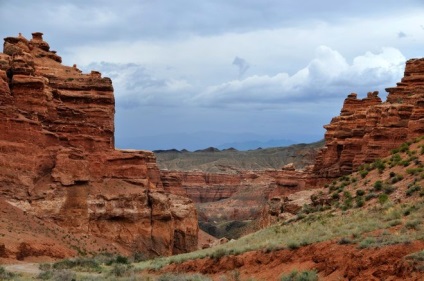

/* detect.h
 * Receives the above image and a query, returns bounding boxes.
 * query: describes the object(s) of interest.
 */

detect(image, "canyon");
[0,33,198,261]
[157,57,424,238]
[0,32,423,280]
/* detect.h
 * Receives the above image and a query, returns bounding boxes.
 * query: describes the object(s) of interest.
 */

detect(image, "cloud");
[194,46,405,108]
[232,56,250,78]
[398,31,407,38]
[85,62,193,108]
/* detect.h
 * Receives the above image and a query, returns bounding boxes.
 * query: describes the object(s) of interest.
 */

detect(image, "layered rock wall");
[0,33,197,257]
[314,59,424,178]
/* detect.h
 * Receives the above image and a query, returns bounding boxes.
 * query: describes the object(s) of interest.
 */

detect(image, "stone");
[314,59,424,178]
[0,32,198,259]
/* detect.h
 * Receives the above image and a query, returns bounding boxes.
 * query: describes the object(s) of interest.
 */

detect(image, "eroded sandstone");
[0,33,198,259]
[314,59,424,178]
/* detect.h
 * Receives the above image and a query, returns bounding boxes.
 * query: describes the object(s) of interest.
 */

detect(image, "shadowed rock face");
[314,58,424,178]
[0,32,198,258]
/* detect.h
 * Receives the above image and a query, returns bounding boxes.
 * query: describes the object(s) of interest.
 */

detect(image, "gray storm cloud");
[232,56,250,78]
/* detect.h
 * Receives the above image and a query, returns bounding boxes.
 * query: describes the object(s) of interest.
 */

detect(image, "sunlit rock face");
[0,32,198,258]
[314,58,424,178]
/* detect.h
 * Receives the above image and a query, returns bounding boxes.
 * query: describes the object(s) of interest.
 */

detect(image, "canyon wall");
[0,33,197,258]
[313,59,424,178]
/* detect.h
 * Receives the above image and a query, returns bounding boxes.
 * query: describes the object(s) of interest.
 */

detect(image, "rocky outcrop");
[314,58,424,178]
[162,167,322,238]
[0,32,197,258]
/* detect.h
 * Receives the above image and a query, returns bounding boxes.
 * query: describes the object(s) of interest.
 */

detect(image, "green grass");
[134,201,424,271]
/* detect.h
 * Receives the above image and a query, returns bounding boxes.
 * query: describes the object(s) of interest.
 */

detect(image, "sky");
[1,0,423,150]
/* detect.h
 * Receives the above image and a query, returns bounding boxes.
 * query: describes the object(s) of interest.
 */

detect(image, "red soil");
[160,240,424,280]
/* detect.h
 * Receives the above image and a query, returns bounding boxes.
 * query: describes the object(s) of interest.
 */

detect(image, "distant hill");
[154,140,324,172]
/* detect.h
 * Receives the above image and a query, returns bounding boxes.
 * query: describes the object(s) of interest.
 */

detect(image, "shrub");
[359,170,368,179]
[373,180,383,191]
[358,237,377,248]
[405,219,421,230]
[391,174,404,184]
[406,185,421,196]
[52,269,76,281]
[378,194,389,205]
[37,270,54,280]
[115,255,129,264]
[365,193,377,201]
[355,196,365,208]
[287,241,300,250]
[132,252,148,262]
[399,142,410,153]
[356,189,365,196]
[406,168,424,175]
[331,193,340,200]
[383,184,396,194]
[0,266,15,280]
[53,257,101,272]
[373,159,386,173]
[405,250,424,262]
[338,237,352,245]
[280,270,318,281]
[110,264,133,277]
[210,248,227,260]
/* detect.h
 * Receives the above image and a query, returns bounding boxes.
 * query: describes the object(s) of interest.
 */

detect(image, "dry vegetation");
[3,138,424,280]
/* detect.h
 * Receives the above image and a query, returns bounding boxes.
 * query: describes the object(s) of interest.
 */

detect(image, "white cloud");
[194,46,405,108]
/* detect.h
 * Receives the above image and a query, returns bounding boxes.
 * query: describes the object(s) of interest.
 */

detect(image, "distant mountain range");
[115,131,298,151]
[154,140,324,172]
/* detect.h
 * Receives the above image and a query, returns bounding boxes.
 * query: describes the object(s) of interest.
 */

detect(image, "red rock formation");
[314,58,424,178]
[0,33,198,258]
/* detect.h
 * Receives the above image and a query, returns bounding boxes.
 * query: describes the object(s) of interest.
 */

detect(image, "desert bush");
[331,192,340,200]
[132,252,148,262]
[373,180,383,191]
[37,269,54,280]
[39,263,52,271]
[365,192,377,201]
[0,266,15,280]
[406,250,424,262]
[406,185,421,196]
[356,189,365,196]
[399,142,410,153]
[52,269,76,281]
[287,241,300,250]
[53,257,101,272]
[337,237,352,245]
[358,237,376,248]
[355,196,365,208]
[390,174,404,183]
[388,219,402,227]
[109,263,133,277]
[378,194,389,205]
[341,191,353,210]
[405,219,421,230]
[406,167,424,175]
[373,159,386,173]
[210,248,227,260]
[359,170,368,179]
[383,184,396,194]
[280,269,318,281]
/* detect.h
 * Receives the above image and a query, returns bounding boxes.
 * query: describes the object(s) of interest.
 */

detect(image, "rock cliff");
[0,33,198,259]
[314,58,424,178]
